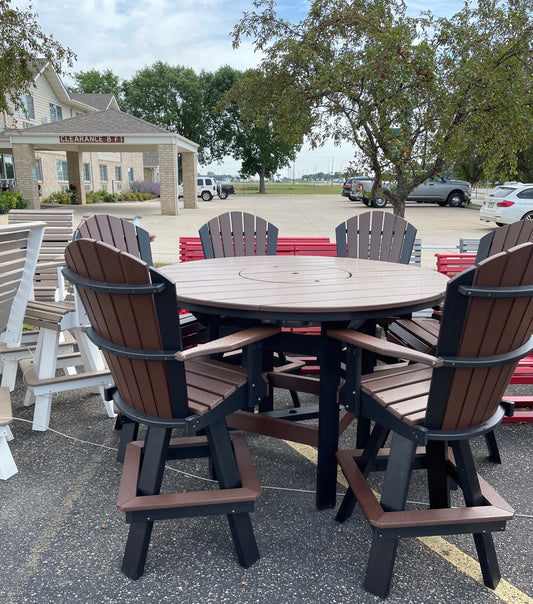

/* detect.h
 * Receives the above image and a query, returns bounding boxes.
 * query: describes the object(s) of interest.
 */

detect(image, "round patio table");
[161,255,449,509]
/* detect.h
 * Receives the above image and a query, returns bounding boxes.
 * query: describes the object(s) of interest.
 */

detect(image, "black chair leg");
[484,430,502,464]
[336,486,357,522]
[356,417,371,448]
[121,426,171,580]
[205,419,260,568]
[364,534,400,598]
[336,425,388,523]
[116,417,139,463]
[452,440,502,588]
[121,519,154,580]
[426,440,451,509]
[364,433,416,597]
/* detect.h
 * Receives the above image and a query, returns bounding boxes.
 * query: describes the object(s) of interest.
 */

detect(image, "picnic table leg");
[316,329,342,509]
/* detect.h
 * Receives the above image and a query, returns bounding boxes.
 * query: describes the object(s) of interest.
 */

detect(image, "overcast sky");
[14,0,463,176]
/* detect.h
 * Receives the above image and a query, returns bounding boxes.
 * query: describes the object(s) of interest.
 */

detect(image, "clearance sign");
[59,135,125,143]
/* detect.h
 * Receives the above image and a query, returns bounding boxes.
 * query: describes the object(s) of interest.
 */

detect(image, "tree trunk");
[391,199,405,218]
[258,165,266,193]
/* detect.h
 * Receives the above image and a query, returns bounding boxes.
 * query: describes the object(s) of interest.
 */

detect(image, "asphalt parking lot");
[64,191,496,266]
[1,193,532,603]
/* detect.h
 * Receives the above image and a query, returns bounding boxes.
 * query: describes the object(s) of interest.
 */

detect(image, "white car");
[479,183,533,226]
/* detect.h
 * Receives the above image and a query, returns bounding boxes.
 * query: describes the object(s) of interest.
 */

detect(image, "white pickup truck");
[341,175,472,207]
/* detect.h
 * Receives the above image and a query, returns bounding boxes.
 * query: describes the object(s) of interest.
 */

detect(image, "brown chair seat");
[361,362,431,425]
[185,358,247,415]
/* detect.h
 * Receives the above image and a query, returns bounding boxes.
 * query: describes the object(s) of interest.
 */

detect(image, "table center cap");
[239,266,352,283]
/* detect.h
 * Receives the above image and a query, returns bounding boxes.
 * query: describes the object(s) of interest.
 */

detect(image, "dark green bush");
[0,190,28,213]
[93,190,117,203]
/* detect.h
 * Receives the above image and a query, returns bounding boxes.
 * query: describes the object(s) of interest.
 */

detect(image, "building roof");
[22,109,174,135]
[69,93,119,111]
[3,109,198,153]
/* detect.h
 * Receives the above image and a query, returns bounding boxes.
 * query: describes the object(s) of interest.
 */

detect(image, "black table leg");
[316,330,342,509]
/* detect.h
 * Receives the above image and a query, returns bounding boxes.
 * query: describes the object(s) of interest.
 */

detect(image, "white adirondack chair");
[0,221,46,479]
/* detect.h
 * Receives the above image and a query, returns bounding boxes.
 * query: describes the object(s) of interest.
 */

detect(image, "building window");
[50,103,63,122]
[99,164,108,182]
[56,160,68,181]
[128,167,134,181]
[116,183,122,191]
[19,95,35,120]
[115,166,122,182]
[0,154,15,183]
[101,183,108,191]
[83,163,90,182]
[35,158,42,181]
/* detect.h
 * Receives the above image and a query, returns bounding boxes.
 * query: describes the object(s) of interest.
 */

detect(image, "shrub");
[0,190,28,213]
[42,190,69,204]
[96,190,117,203]
[85,191,102,204]
[129,180,159,197]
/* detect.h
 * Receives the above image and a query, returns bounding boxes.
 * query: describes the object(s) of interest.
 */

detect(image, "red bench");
[179,236,333,262]
[435,252,476,277]
[436,251,532,423]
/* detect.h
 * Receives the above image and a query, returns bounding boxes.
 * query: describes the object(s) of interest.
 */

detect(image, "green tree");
[69,69,121,96]
[200,65,243,163]
[0,0,75,116]
[233,0,533,216]
[515,146,533,183]
[219,69,302,192]
[121,62,207,160]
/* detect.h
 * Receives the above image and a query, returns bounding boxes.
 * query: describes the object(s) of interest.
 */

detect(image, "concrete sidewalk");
[68,193,494,266]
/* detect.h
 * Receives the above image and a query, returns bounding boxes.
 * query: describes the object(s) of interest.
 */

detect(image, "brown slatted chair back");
[199,211,279,258]
[75,214,153,264]
[428,242,533,430]
[335,211,417,264]
[64,238,187,419]
[476,220,533,261]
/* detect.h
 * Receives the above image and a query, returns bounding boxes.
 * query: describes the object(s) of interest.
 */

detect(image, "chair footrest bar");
[336,448,514,535]
[118,433,261,516]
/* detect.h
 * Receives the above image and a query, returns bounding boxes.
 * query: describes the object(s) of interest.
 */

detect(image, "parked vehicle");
[341,175,472,207]
[341,176,386,207]
[178,177,229,201]
[479,182,533,226]
[217,182,235,199]
[408,176,471,206]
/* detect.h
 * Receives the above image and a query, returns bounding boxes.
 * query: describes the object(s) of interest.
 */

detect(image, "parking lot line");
[286,440,533,603]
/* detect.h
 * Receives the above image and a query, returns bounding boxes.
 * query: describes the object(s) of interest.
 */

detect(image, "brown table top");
[162,256,449,322]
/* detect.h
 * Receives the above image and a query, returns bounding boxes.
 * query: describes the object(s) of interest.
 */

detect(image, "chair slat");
[336,212,416,264]
[232,211,245,256]
[200,212,279,260]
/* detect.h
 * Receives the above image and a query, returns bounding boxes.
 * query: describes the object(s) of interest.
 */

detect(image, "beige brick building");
[0,62,198,215]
